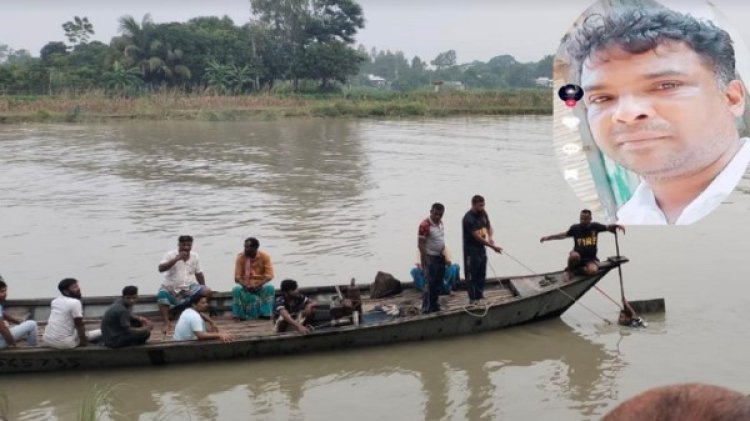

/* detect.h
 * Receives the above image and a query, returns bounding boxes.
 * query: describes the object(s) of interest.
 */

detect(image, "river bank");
[0,89,551,123]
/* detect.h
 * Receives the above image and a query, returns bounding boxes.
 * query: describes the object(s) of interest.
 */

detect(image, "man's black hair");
[58,278,78,294]
[0,276,6,290]
[581,209,592,215]
[190,292,207,306]
[567,8,735,85]
[245,237,260,248]
[280,279,298,293]
[431,203,445,212]
[471,195,485,204]
[178,235,193,243]
[122,286,138,296]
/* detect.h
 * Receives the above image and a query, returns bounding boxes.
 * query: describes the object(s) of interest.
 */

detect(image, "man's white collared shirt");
[616,138,750,225]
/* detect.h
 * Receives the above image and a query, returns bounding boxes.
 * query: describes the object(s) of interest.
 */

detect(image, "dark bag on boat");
[370,271,402,298]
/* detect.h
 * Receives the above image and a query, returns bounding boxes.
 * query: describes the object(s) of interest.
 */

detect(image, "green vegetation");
[0,89,551,123]
[0,0,554,122]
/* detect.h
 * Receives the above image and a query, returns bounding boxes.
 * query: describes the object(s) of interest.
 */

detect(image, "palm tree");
[102,61,143,95]
[203,60,232,94]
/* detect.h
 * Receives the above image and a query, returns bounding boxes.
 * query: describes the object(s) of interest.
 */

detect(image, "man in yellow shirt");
[232,237,275,320]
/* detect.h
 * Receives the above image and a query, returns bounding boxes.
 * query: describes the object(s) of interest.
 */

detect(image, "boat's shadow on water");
[1,318,626,420]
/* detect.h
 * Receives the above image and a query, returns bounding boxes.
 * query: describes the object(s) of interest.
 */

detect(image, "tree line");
[0,0,552,96]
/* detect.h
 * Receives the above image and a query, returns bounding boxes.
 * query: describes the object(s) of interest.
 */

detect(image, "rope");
[461,303,490,318]
[594,285,624,311]
[497,250,613,325]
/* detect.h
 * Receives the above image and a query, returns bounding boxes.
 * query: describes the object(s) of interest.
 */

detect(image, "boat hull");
[0,258,625,374]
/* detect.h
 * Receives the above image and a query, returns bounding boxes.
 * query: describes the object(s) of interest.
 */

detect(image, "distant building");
[535,77,553,88]
[433,80,464,92]
[367,74,387,88]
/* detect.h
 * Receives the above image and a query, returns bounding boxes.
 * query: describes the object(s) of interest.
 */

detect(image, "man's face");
[580,212,592,225]
[471,201,485,213]
[286,289,300,299]
[65,282,82,299]
[430,207,444,224]
[0,287,7,303]
[581,42,745,181]
[178,241,193,254]
[244,241,258,256]
[123,294,137,308]
[195,296,208,312]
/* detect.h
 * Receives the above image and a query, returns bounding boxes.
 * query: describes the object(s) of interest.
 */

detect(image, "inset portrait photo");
[553,0,750,225]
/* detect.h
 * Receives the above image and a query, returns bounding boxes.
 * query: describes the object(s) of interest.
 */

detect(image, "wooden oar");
[615,231,665,314]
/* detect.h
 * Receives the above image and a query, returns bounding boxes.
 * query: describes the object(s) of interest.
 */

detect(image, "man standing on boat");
[232,237,275,320]
[0,276,39,350]
[462,195,503,305]
[540,209,625,278]
[157,235,210,334]
[418,202,448,313]
[101,286,153,348]
[43,278,102,348]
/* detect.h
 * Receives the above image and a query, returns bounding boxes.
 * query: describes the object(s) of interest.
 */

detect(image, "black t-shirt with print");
[566,222,609,262]
[463,210,489,257]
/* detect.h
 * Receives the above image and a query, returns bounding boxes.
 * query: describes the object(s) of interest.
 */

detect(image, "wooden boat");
[0,256,627,374]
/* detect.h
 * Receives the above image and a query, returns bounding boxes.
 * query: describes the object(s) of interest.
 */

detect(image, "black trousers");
[422,255,446,313]
[464,253,487,301]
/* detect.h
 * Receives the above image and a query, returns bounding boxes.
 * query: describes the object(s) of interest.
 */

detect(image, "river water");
[1,117,749,420]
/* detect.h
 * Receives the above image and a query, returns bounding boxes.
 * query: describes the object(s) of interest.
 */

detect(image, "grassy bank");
[0,89,552,123]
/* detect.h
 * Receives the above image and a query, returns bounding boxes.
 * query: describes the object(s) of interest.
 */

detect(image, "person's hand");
[493,245,503,254]
[616,225,626,234]
[177,251,189,261]
[296,324,310,335]
[218,332,234,343]
[540,236,547,243]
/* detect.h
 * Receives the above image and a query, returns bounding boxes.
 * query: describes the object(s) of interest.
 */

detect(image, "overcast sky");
[2,0,750,64]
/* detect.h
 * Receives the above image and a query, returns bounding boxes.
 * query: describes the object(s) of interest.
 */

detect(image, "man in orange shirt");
[232,237,275,320]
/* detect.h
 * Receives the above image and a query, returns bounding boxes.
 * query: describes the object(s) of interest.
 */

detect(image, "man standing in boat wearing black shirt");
[540,209,625,277]
[462,195,503,305]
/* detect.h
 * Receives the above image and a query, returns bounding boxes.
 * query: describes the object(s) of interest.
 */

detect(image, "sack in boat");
[370,271,403,298]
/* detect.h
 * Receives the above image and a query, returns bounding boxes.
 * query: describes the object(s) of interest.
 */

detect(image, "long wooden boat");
[0,256,627,374]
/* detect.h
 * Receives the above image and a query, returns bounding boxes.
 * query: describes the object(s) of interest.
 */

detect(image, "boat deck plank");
[20,286,517,346]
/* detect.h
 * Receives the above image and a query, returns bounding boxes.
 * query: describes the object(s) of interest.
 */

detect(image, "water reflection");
[2,320,621,420]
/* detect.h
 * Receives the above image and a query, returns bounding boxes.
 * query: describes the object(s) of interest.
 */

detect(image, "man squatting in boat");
[540,209,625,279]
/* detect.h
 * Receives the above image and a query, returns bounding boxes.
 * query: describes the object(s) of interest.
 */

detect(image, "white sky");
[1,0,749,64]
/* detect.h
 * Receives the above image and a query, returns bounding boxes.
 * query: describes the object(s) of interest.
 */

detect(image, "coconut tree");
[102,61,143,95]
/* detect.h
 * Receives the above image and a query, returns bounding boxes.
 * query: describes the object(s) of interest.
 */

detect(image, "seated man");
[43,278,101,349]
[0,276,38,350]
[410,247,461,295]
[173,294,234,343]
[157,235,211,334]
[101,286,153,348]
[274,279,315,335]
[540,209,625,277]
[232,237,275,320]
